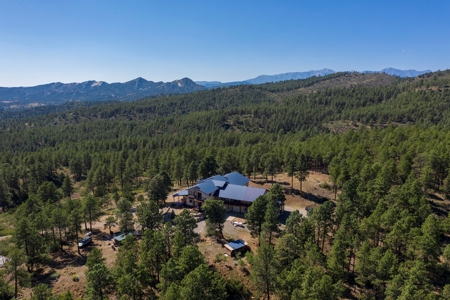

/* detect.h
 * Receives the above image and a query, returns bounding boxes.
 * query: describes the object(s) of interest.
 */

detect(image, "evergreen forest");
[1,71,450,299]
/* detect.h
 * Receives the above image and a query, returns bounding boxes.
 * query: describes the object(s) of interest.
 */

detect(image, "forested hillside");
[0,71,450,299]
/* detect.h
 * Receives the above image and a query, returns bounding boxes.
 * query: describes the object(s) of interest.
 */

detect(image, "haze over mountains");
[0,68,432,109]
[196,68,432,88]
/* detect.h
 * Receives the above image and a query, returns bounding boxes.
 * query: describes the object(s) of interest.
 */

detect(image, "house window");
[197,193,202,199]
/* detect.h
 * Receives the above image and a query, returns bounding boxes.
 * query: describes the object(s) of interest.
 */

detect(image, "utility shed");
[113,232,135,246]
[224,239,249,256]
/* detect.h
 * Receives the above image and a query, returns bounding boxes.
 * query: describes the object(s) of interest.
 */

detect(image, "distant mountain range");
[196,68,432,88]
[0,77,206,108]
[362,68,432,77]
[0,68,433,109]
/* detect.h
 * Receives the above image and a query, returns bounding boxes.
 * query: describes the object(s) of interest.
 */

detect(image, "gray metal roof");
[199,175,228,183]
[224,171,250,186]
[196,180,218,195]
[212,180,227,188]
[226,239,247,250]
[171,172,262,201]
[173,190,188,196]
[214,184,266,202]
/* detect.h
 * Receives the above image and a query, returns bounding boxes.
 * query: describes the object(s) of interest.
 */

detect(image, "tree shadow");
[32,269,58,287]
[250,181,266,186]
[430,201,448,217]
[274,181,290,186]
[427,192,444,201]
[71,254,87,267]
[300,191,328,205]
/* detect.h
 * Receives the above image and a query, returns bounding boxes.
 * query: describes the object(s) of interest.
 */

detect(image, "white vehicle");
[232,221,245,227]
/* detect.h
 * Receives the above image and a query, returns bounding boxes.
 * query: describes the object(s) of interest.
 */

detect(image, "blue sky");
[0,0,449,86]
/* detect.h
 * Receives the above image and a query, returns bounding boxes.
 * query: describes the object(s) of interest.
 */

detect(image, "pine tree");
[202,199,227,238]
[65,198,83,255]
[178,264,228,300]
[269,184,286,207]
[136,199,162,231]
[61,175,74,198]
[85,249,115,300]
[116,198,134,232]
[198,155,218,179]
[82,195,101,231]
[173,209,199,255]
[327,217,350,282]
[14,204,46,271]
[141,230,169,282]
[114,235,145,300]
[296,154,309,192]
[147,173,171,205]
[443,174,450,200]
[248,243,279,300]
[37,181,60,203]
[286,157,296,193]
[418,214,440,263]
[30,284,54,300]
[262,196,279,245]
[103,216,117,235]
[4,248,30,299]
[173,157,184,186]
[245,195,267,245]
[0,177,12,211]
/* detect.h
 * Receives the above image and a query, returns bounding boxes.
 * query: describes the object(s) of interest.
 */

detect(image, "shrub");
[49,271,60,280]
[205,221,218,237]
[214,253,227,263]
[238,258,246,270]
[319,182,331,190]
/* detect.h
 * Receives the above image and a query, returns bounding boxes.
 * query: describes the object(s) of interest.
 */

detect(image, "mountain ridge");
[196,68,432,88]
[0,68,433,108]
[0,77,206,108]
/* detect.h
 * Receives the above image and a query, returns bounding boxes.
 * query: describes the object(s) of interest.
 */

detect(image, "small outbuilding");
[113,233,127,246]
[224,239,249,257]
[113,231,137,246]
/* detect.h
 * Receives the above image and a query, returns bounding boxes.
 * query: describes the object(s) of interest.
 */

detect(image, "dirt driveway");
[195,212,252,241]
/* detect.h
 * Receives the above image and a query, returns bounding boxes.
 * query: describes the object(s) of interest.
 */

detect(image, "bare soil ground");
[249,171,335,208]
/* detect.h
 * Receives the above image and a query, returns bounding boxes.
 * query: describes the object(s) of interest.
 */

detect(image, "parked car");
[78,236,92,248]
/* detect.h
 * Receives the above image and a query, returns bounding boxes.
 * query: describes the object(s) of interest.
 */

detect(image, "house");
[172,171,266,213]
